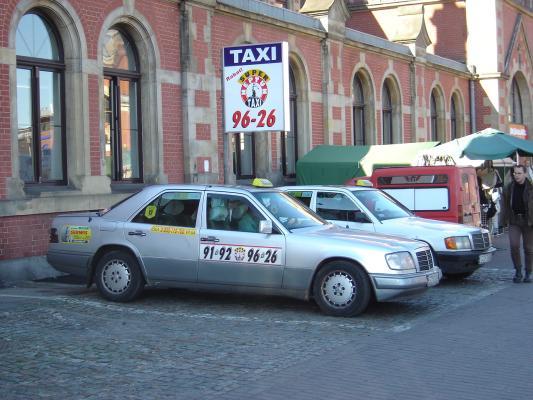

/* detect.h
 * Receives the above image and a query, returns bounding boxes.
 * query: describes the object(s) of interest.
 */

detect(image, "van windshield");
[351,189,412,221]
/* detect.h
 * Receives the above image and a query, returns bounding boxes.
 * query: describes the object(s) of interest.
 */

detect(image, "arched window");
[353,74,366,145]
[430,92,438,141]
[103,28,142,181]
[430,88,446,142]
[382,83,393,144]
[450,96,457,140]
[511,77,523,124]
[281,67,297,177]
[16,12,65,183]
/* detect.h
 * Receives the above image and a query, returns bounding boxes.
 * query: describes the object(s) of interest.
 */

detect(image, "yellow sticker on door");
[150,225,196,236]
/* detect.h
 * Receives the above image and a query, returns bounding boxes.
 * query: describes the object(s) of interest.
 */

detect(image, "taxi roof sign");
[355,179,373,187]
[252,178,273,187]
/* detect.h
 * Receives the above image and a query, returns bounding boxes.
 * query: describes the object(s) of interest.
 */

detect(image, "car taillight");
[458,205,463,224]
[49,228,58,243]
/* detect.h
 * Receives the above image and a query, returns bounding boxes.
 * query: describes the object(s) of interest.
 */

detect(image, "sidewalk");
[218,275,533,400]
[1,232,530,400]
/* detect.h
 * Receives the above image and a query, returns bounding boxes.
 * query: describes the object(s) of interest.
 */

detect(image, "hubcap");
[321,271,356,308]
[102,259,131,294]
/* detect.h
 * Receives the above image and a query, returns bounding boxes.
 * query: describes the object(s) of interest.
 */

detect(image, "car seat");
[160,200,186,226]
[208,202,229,230]
[226,203,247,229]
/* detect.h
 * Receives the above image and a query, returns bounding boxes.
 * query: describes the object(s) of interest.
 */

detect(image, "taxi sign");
[355,179,373,187]
[252,178,273,187]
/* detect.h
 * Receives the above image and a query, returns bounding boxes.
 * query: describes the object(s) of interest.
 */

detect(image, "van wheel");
[313,261,371,317]
[95,250,144,302]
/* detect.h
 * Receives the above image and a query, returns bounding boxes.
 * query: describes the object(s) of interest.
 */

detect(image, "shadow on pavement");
[34,274,86,285]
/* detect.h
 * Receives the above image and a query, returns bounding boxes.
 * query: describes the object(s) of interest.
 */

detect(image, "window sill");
[23,184,80,198]
[0,190,131,217]
[110,182,149,194]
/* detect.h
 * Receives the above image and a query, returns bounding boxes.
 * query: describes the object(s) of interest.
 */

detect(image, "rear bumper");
[436,247,496,275]
[371,267,442,301]
[46,251,90,279]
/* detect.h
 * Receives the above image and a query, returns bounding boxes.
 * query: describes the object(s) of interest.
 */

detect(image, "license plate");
[427,272,440,287]
[478,253,492,264]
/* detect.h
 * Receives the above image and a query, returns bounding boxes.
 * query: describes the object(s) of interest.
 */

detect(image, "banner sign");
[223,42,290,133]
[509,123,528,139]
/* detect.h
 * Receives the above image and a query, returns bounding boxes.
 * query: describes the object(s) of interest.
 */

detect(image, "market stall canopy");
[412,134,483,167]
[296,142,439,184]
[461,128,533,160]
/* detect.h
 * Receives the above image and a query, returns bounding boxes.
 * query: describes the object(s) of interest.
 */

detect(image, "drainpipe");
[321,38,330,144]
[180,1,194,182]
[409,57,416,143]
[469,65,477,134]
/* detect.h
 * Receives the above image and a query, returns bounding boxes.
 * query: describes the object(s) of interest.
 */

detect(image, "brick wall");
[0,213,57,259]
[295,36,323,92]
[88,75,101,176]
[216,89,224,183]
[426,2,467,62]
[75,0,121,60]
[192,6,208,74]
[0,64,10,199]
[162,83,183,183]
[136,0,180,71]
[346,10,387,39]
[0,1,16,47]
[311,102,324,146]
[347,3,468,63]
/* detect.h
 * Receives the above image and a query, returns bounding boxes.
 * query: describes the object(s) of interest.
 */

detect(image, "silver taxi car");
[280,185,495,278]
[47,185,442,317]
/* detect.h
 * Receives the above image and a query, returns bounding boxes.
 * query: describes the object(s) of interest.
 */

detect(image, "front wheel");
[95,250,144,302]
[313,261,372,317]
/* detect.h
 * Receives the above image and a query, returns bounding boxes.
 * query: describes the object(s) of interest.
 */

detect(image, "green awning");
[296,142,439,184]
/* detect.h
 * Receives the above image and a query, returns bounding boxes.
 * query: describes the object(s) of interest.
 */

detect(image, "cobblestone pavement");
[1,234,532,399]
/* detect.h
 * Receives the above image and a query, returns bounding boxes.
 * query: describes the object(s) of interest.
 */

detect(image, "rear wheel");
[95,250,144,302]
[313,261,372,317]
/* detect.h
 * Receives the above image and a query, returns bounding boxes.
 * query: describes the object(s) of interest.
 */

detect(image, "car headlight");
[444,236,471,250]
[386,252,416,271]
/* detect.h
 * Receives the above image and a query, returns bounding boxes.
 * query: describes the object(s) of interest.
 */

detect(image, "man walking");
[501,165,533,283]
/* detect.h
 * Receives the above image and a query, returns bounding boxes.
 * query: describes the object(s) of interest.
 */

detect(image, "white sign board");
[223,42,290,133]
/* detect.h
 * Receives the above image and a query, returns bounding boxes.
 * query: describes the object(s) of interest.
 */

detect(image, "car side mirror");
[259,220,273,234]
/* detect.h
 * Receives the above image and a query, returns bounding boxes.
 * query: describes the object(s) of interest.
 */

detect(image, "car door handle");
[128,230,147,237]
[201,236,219,242]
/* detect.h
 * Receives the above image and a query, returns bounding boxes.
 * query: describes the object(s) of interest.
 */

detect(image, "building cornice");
[348,0,461,12]
[477,72,511,80]
[216,0,326,38]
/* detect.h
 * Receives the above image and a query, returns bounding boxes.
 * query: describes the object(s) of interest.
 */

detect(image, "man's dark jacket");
[501,178,533,226]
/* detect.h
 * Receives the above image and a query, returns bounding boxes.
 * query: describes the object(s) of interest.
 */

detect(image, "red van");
[369,165,481,227]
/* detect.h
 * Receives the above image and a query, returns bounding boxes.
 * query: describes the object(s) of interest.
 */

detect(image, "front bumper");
[371,267,442,301]
[435,246,496,275]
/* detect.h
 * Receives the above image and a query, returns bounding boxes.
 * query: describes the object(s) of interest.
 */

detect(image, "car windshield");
[351,189,412,221]
[253,191,326,231]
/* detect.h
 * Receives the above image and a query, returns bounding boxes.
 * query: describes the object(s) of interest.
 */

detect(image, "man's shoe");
[523,274,531,283]
[513,274,523,283]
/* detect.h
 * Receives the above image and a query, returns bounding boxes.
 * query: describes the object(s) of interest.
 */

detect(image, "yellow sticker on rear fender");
[151,225,196,235]
[61,225,92,244]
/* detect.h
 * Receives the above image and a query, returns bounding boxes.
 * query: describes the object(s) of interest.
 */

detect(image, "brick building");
[0,0,531,277]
